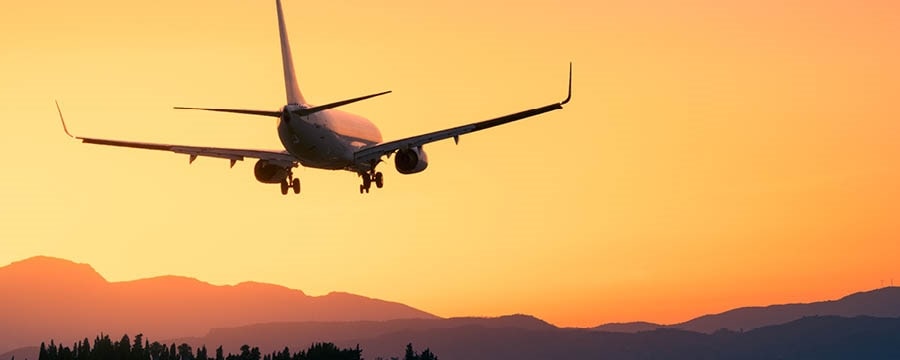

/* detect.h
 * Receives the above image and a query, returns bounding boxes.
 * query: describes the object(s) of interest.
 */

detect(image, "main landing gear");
[359,171,383,194]
[280,172,301,195]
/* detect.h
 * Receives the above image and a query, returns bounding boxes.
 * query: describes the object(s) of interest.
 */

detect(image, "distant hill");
[593,287,900,333]
[673,287,900,333]
[8,315,898,360]
[0,347,36,360]
[0,256,436,355]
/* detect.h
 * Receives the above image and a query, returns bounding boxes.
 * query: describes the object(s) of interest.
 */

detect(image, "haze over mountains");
[3,256,900,359]
[0,256,435,354]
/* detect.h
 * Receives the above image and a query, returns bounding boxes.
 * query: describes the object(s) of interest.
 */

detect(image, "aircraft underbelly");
[278,118,352,170]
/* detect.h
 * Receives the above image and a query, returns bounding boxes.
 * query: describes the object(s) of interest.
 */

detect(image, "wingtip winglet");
[55,100,76,138]
[560,62,572,106]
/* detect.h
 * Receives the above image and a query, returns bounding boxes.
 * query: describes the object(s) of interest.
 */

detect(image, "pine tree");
[118,335,132,360]
[418,349,436,360]
[403,344,416,360]
[49,340,58,360]
[132,334,145,360]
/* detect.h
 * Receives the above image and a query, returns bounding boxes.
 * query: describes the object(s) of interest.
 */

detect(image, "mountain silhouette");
[592,287,900,333]
[0,256,436,354]
[5,256,900,359]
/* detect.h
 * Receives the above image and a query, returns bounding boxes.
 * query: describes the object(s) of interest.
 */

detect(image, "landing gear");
[280,172,301,195]
[359,171,383,194]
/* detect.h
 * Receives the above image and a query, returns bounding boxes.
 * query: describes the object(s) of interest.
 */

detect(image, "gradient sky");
[1,0,899,327]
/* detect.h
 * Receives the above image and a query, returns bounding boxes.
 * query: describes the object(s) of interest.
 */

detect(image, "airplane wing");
[56,102,297,168]
[354,64,572,166]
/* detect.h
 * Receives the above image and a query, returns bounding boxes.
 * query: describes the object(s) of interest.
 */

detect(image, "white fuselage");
[277,105,382,171]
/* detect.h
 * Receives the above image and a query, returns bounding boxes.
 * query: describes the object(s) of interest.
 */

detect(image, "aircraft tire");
[280,180,289,195]
[292,178,301,194]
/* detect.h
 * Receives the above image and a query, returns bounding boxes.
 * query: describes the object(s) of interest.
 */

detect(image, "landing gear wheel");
[374,172,384,188]
[292,178,301,194]
[359,173,374,194]
[280,179,289,195]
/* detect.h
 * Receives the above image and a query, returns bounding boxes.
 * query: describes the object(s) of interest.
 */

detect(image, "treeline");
[36,334,436,360]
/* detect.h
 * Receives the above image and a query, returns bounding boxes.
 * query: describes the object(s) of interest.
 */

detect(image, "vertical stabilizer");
[276,0,306,105]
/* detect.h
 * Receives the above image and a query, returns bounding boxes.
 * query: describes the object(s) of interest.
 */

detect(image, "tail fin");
[276,0,305,105]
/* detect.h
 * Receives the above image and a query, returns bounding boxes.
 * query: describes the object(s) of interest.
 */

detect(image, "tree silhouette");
[118,335,132,360]
[34,333,433,360]
[151,342,169,360]
[402,343,436,360]
[177,344,194,360]
[132,334,145,360]
[295,343,360,360]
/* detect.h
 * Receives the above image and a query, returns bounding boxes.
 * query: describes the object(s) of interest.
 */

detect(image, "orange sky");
[1,0,899,327]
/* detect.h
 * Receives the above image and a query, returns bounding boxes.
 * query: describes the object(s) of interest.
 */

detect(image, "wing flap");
[78,137,296,164]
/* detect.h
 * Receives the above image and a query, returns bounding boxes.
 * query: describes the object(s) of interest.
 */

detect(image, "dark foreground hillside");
[356,316,900,360]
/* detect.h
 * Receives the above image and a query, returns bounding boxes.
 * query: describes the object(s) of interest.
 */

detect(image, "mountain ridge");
[0,256,437,354]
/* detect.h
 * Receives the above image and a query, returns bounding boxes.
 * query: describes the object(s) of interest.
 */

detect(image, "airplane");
[56,0,571,195]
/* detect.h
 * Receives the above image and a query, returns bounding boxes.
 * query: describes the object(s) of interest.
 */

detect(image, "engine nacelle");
[254,160,291,184]
[394,147,429,174]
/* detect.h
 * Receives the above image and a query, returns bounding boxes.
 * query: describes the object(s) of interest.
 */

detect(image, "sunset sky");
[1,0,898,327]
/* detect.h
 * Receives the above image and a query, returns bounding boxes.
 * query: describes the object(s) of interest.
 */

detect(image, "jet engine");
[394,147,429,174]
[254,160,291,183]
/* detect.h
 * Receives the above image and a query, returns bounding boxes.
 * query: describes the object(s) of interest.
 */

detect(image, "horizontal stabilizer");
[173,107,282,117]
[292,90,391,117]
